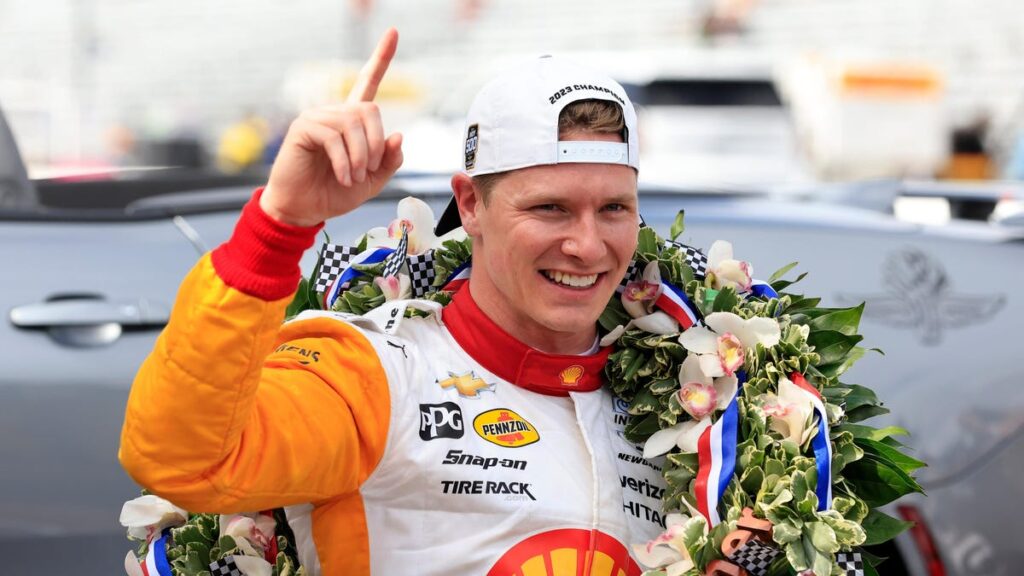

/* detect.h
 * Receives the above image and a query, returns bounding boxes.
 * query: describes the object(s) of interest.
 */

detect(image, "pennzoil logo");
[473,409,539,448]
[438,371,495,398]
[558,364,584,386]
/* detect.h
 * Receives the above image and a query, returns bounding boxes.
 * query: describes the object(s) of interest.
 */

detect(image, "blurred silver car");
[2,104,1021,575]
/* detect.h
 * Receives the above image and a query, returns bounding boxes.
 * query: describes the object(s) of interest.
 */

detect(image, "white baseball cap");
[435,55,640,234]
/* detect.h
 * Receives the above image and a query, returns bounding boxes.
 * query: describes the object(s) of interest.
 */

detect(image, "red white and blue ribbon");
[142,529,173,576]
[694,371,745,527]
[441,262,471,292]
[654,280,702,331]
[789,372,833,511]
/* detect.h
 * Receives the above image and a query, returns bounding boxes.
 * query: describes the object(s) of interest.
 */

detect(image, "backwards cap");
[435,55,640,235]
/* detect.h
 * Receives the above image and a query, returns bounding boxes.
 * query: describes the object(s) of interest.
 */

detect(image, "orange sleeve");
[119,192,391,513]
[119,255,391,513]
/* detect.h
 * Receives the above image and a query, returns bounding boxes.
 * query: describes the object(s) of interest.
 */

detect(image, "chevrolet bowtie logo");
[438,371,496,398]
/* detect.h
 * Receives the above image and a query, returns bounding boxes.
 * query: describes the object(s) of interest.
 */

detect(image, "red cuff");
[210,188,324,300]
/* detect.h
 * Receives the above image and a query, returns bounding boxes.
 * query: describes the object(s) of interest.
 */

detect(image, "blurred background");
[1,1,1022,575]
[2,0,1024,187]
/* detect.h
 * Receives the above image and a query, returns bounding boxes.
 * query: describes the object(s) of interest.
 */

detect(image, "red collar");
[442,287,611,397]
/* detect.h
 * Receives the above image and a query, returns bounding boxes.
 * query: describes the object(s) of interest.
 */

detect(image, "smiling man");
[120,29,665,576]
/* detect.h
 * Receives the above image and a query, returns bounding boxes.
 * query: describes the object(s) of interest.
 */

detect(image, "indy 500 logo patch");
[464,124,478,170]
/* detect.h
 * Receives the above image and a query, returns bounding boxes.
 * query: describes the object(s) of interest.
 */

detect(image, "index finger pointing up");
[348,27,399,103]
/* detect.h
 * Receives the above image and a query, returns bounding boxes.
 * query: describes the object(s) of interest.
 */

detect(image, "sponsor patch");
[558,364,584,386]
[440,479,536,501]
[464,124,478,170]
[419,402,464,441]
[442,449,527,471]
[473,408,539,448]
[272,344,320,365]
[438,371,495,398]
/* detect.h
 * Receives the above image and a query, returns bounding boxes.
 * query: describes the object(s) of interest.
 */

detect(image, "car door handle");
[9,297,169,347]
[10,298,170,328]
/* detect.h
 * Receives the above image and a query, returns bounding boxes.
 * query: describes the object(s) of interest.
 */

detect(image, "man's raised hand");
[261,28,404,227]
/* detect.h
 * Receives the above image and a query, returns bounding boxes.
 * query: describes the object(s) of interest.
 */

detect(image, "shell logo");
[488,528,641,576]
[559,365,585,386]
[473,408,540,448]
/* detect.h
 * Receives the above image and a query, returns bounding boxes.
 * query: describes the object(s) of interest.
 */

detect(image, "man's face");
[464,132,639,353]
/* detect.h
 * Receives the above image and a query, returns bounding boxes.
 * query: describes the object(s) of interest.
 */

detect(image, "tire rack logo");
[419,402,464,441]
[473,408,539,448]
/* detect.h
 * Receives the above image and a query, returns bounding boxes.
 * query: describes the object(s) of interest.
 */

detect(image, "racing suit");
[119,192,668,575]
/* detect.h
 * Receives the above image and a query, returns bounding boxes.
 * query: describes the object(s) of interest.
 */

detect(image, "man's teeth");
[545,270,599,287]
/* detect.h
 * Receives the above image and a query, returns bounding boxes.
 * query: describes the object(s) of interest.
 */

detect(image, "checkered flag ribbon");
[407,251,436,298]
[314,243,359,293]
[618,260,643,290]
[836,552,865,576]
[664,239,708,281]
[209,556,244,576]
[727,539,781,576]
[381,226,409,278]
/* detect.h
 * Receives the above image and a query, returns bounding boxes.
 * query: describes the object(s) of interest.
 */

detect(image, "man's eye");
[603,203,626,212]
[533,204,560,212]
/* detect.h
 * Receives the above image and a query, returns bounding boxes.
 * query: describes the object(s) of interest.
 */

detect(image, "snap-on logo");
[419,402,464,441]
[473,409,539,448]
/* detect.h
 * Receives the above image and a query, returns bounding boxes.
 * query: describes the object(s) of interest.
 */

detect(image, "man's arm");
[119,193,392,512]
[118,29,404,512]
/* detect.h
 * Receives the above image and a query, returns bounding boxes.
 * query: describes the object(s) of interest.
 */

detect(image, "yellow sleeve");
[118,254,391,513]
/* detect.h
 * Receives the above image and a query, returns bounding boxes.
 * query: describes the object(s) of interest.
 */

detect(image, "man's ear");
[451,172,483,237]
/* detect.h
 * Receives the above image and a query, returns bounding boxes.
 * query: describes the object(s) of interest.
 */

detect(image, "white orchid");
[707,240,753,292]
[600,262,679,346]
[118,495,187,541]
[643,355,736,458]
[760,376,818,445]
[678,312,780,377]
[374,274,411,301]
[631,513,699,576]
[365,197,466,256]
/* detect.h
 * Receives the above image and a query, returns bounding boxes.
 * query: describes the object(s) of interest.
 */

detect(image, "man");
[120,28,666,575]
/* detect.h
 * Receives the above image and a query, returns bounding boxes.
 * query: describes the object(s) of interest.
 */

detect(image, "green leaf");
[809,303,865,336]
[806,330,862,365]
[856,438,927,473]
[711,285,739,313]
[670,210,686,240]
[637,227,660,257]
[805,521,840,554]
[845,404,891,423]
[836,424,909,443]
[768,261,799,284]
[771,272,808,293]
[844,454,924,507]
[861,508,914,546]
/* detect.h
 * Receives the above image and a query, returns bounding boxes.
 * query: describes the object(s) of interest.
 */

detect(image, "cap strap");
[556,141,629,165]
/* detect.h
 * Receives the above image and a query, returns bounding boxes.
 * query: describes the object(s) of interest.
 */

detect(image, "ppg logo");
[419,402,464,441]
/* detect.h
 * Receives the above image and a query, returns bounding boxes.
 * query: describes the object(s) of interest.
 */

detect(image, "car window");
[627,79,783,107]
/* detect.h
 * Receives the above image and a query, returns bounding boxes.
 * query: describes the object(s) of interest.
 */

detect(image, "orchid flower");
[678,312,780,377]
[760,376,818,445]
[220,513,277,559]
[631,513,705,576]
[643,355,736,458]
[119,495,187,541]
[124,551,145,576]
[374,274,411,301]
[600,262,679,345]
[707,240,753,292]
[365,196,466,256]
